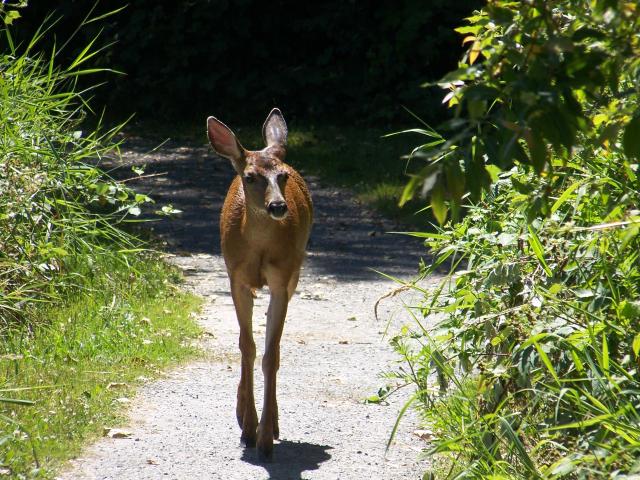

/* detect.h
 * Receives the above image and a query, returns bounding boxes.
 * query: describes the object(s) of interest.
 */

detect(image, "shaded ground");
[110,135,426,279]
[62,135,435,479]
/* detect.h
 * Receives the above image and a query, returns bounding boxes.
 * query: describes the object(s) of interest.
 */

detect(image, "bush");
[392,150,640,477]
[0,10,202,476]
[0,12,152,325]
[399,0,640,223]
[387,1,640,477]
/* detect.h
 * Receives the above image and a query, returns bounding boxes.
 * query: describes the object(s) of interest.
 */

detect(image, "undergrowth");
[0,8,201,478]
[385,2,640,478]
[390,152,640,478]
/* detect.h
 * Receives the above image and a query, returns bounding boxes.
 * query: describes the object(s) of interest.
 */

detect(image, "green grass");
[0,255,202,478]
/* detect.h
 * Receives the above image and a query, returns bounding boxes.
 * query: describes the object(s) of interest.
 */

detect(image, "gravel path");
[61,135,435,480]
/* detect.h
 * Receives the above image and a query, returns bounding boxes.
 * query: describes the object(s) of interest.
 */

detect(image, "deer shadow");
[240,440,333,480]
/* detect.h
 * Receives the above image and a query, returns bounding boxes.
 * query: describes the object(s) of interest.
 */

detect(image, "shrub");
[388,1,640,477]
[399,0,640,223]
[392,148,640,477]
[0,13,151,326]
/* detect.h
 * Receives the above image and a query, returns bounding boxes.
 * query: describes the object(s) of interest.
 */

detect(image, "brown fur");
[208,109,312,459]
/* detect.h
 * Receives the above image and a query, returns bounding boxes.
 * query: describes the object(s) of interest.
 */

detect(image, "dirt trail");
[61,136,435,479]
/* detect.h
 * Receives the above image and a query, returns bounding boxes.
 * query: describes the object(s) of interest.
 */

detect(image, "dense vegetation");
[0,7,200,477]
[389,1,640,478]
[16,0,480,124]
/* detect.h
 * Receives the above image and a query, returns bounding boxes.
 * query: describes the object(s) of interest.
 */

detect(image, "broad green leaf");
[485,164,501,182]
[619,300,640,320]
[3,10,21,25]
[548,283,562,295]
[430,182,448,225]
[549,457,577,476]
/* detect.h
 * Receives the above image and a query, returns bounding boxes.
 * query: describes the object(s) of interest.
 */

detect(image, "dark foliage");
[15,0,480,124]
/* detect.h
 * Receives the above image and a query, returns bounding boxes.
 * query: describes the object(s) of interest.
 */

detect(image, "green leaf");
[386,395,417,453]
[601,332,609,373]
[548,283,562,295]
[547,412,613,431]
[4,10,21,25]
[485,165,501,182]
[618,300,640,320]
[633,333,640,357]
[127,206,141,216]
[533,341,560,385]
[49,247,69,258]
[0,397,35,406]
[550,179,585,213]
[549,457,577,476]
[454,25,482,35]
[527,225,552,276]
[528,132,548,174]
[445,160,465,203]
[430,182,448,225]
[623,116,640,159]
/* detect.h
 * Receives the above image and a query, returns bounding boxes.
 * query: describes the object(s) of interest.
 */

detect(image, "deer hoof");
[240,432,257,448]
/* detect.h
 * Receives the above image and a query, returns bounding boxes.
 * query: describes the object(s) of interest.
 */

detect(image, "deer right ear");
[207,116,246,173]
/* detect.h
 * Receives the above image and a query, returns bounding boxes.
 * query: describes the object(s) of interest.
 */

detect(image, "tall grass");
[0,13,149,323]
[389,150,640,478]
[0,11,202,478]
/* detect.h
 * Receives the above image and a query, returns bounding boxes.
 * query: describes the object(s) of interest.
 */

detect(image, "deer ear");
[262,108,288,148]
[207,116,246,173]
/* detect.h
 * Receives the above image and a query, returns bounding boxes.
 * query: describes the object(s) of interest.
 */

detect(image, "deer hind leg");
[231,282,258,447]
[257,286,288,460]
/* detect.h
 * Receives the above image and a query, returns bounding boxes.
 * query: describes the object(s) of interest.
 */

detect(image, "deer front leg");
[257,287,288,460]
[231,282,258,447]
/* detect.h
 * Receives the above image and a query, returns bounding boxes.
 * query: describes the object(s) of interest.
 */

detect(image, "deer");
[206,108,313,460]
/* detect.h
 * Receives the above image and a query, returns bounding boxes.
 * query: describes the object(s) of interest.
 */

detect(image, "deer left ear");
[262,108,288,148]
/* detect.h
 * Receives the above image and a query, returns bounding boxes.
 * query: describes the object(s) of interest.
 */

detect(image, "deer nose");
[267,201,288,218]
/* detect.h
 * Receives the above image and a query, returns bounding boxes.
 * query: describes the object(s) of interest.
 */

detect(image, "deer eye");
[244,173,256,184]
